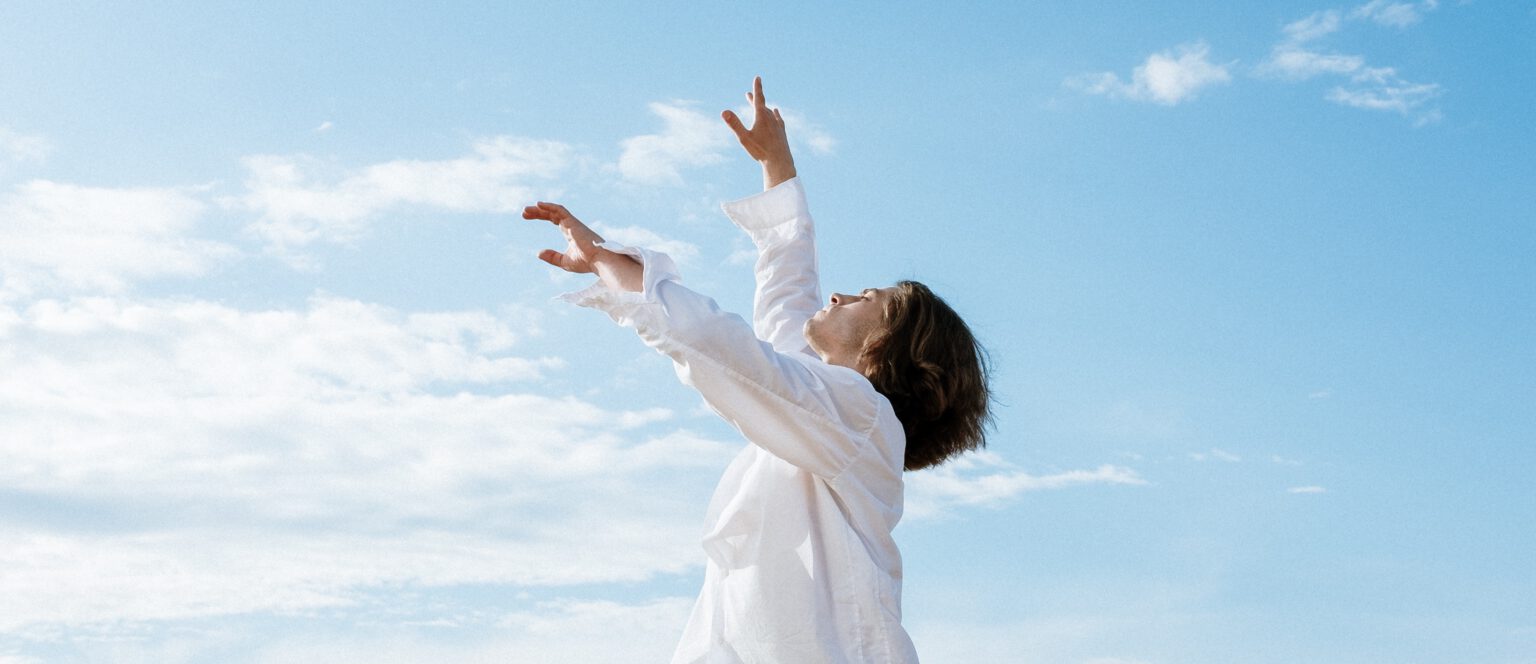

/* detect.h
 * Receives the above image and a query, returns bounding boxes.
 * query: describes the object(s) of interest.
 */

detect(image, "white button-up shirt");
[562,178,918,663]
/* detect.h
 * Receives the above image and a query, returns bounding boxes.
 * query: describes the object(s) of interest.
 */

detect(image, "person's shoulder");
[782,354,885,417]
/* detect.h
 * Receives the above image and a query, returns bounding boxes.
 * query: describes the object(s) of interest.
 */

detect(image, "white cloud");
[0,127,50,167]
[1259,2,1444,123]
[1283,10,1345,43]
[0,180,236,296]
[751,105,838,156]
[32,596,696,664]
[1288,485,1328,494]
[235,136,571,254]
[906,452,1145,519]
[1260,46,1366,81]
[1070,42,1233,106]
[617,102,731,186]
[592,222,701,263]
[1327,81,1443,122]
[909,611,1184,664]
[0,293,737,632]
[726,245,758,266]
[1189,448,1242,463]
[1353,0,1438,28]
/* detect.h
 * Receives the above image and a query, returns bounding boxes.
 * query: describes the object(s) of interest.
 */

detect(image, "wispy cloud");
[773,106,838,156]
[617,101,838,187]
[1353,0,1439,28]
[617,101,731,186]
[1189,448,1242,463]
[1288,485,1328,494]
[1068,42,1232,106]
[1327,79,1443,123]
[1284,9,1347,43]
[0,126,50,169]
[592,222,701,263]
[1258,1,1443,124]
[1263,47,1367,81]
[0,180,236,297]
[906,451,1145,519]
[234,136,571,257]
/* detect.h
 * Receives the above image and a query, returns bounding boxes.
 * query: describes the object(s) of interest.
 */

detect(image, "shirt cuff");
[557,242,682,309]
[720,177,808,231]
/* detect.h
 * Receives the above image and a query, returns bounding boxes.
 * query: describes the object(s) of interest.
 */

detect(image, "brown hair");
[859,281,993,471]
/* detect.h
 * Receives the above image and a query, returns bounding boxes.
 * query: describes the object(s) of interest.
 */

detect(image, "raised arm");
[721,77,823,355]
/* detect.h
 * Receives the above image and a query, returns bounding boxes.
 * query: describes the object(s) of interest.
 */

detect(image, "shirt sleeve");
[562,242,876,479]
[720,177,822,357]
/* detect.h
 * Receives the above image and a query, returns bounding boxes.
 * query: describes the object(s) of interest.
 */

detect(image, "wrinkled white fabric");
[561,178,918,663]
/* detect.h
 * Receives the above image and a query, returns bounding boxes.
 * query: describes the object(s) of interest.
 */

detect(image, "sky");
[0,1,1532,662]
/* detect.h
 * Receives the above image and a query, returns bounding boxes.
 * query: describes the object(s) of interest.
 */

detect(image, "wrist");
[591,245,643,293]
[761,159,797,190]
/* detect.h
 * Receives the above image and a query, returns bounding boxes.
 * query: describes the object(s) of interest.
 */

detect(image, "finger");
[753,76,766,109]
[535,202,578,226]
[523,206,561,225]
[722,110,750,140]
[536,201,572,217]
[773,108,784,124]
[538,249,569,269]
[524,202,558,217]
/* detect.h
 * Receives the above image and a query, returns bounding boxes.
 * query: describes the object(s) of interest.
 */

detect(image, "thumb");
[538,249,569,270]
[722,110,750,141]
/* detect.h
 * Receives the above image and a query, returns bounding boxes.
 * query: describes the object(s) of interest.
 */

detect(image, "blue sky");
[1,1,1532,662]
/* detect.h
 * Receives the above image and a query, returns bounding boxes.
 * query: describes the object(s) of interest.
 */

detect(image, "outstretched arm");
[722,76,797,191]
[721,77,822,355]
[526,200,878,479]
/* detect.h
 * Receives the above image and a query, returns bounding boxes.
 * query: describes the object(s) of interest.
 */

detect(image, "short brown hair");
[859,281,992,471]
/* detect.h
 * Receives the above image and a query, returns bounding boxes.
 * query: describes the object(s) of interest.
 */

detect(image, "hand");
[722,77,796,183]
[523,201,606,274]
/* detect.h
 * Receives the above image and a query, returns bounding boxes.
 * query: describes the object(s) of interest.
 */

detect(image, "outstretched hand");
[522,201,605,274]
[722,76,797,188]
[523,201,644,293]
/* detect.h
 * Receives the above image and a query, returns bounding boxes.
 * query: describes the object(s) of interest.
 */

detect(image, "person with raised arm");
[525,76,991,663]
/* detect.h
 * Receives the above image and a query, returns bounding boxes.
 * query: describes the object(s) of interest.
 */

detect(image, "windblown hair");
[859,281,992,471]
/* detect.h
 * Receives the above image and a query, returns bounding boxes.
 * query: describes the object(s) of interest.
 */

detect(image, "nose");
[829,292,848,305]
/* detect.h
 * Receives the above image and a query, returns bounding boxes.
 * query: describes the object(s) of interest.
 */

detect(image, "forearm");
[722,177,821,353]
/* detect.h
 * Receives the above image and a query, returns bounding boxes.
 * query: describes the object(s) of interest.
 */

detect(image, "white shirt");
[562,178,919,663]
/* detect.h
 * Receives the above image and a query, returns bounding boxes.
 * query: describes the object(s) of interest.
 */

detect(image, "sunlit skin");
[806,287,897,371]
[526,76,891,372]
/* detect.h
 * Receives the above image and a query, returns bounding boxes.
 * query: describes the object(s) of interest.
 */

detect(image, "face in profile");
[805,287,895,369]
